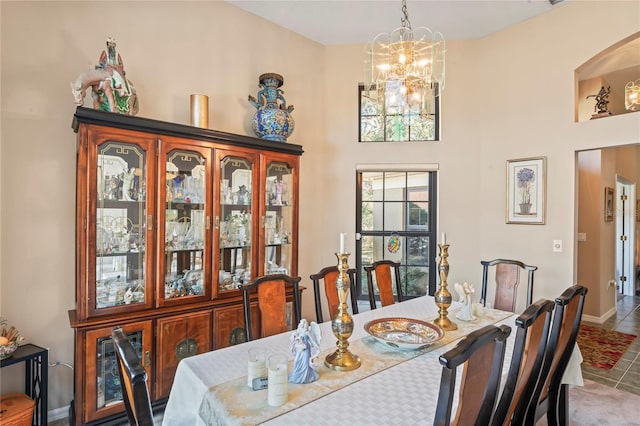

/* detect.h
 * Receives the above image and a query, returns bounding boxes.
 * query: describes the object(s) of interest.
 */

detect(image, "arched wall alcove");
[575,31,640,122]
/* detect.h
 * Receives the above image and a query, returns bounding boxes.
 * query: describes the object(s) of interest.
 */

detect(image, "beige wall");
[1,0,639,414]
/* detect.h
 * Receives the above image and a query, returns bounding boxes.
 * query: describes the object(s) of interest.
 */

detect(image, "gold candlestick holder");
[433,244,457,331]
[325,252,361,371]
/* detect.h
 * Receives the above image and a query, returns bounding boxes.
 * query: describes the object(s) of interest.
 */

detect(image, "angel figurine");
[454,282,477,322]
[288,319,321,384]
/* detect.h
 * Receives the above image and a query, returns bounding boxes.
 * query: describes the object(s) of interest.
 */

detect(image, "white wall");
[1,0,639,413]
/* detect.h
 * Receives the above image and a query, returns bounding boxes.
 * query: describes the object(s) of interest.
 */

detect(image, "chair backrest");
[364,260,403,310]
[530,285,587,425]
[111,326,154,426]
[434,324,512,426]
[480,259,537,312]
[492,299,555,426]
[310,266,358,323]
[240,274,302,341]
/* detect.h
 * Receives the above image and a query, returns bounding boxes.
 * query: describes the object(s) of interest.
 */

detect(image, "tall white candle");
[247,347,267,388]
[267,354,288,406]
[442,232,447,245]
[339,233,346,254]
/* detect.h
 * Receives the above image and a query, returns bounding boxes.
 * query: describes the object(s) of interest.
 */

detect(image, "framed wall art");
[604,187,614,222]
[506,157,546,224]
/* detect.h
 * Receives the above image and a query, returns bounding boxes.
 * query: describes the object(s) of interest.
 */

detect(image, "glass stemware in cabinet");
[264,161,293,275]
[163,150,207,300]
[95,144,148,309]
[218,155,254,292]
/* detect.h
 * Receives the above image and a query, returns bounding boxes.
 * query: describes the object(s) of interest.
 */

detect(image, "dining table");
[162,295,583,426]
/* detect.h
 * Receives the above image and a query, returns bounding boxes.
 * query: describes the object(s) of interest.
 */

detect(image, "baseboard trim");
[583,305,617,324]
[49,405,69,422]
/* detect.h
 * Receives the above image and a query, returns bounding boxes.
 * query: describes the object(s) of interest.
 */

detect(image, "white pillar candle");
[267,354,288,407]
[339,233,346,254]
[441,232,446,245]
[247,347,267,388]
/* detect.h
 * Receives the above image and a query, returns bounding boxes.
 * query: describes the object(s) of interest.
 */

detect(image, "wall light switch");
[577,233,587,242]
[553,240,563,252]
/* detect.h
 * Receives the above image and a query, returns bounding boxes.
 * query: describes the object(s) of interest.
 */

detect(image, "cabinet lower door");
[84,320,152,424]
[213,304,259,349]
[155,311,212,398]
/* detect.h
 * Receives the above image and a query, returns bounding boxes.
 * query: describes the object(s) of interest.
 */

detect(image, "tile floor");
[580,294,640,396]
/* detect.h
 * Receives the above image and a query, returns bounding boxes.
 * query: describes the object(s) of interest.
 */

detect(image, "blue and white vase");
[248,73,295,142]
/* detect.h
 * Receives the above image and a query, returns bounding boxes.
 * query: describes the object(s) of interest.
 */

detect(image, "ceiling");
[225,0,565,45]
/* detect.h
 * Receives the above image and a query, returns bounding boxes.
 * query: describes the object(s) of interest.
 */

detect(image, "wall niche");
[576,32,640,122]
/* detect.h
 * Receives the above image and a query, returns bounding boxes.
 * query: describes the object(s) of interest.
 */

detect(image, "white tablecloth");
[162,297,583,426]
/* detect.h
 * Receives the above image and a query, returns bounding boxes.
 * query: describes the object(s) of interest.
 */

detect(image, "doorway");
[576,145,640,320]
[616,177,636,296]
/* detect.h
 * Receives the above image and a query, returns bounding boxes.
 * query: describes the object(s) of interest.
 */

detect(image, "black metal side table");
[0,343,48,425]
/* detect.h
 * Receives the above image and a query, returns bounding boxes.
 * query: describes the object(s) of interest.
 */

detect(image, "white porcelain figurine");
[288,319,321,384]
[455,282,477,322]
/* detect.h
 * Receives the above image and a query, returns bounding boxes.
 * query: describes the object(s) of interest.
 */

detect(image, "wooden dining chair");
[480,259,538,312]
[434,324,512,426]
[111,326,154,426]
[240,274,302,341]
[364,260,403,310]
[310,266,358,323]
[529,285,587,426]
[491,299,555,426]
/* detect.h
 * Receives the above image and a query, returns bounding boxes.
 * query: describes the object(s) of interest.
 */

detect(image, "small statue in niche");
[454,282,477,322]
[71,37,139,115]
[587,86,612,118]
[288,319,321,384]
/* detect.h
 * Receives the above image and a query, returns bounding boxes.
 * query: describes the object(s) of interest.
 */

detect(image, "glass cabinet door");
[263,160,295,276]
[91,138,155,317]
[217,151,257,294]
[84,321,152,423]
[158,140,212,306]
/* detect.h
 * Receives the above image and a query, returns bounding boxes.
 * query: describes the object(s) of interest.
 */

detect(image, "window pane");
[383,202,403,231]
[360,235,379,266]
[361,116,384,141]
[407,201,428,229]
[383,172,406,201]
[401,266,429,297]
[409,115,435,141]
[361,202,374,231]
[385,115,408,141]
[407,172,429,188]
[361,92,383,115]
[407,236,429,265]
[362,172,383,201]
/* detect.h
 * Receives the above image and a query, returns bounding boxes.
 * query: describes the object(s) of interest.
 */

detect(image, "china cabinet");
[69,107,302,425]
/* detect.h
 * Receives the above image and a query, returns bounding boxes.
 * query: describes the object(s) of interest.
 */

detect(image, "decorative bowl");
[363,317,444,350]
[0,340,19,360]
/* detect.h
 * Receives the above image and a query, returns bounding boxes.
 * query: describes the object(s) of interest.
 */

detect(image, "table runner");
[199,309,513,426]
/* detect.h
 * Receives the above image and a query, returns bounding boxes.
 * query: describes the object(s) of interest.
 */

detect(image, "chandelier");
[625,79,640,111]
[364,0,445,115]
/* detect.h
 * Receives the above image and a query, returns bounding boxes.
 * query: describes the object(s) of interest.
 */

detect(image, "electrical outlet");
[553,240,563,252]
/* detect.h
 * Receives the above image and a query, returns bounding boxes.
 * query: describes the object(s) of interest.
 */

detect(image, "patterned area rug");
[577,324,637,370]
